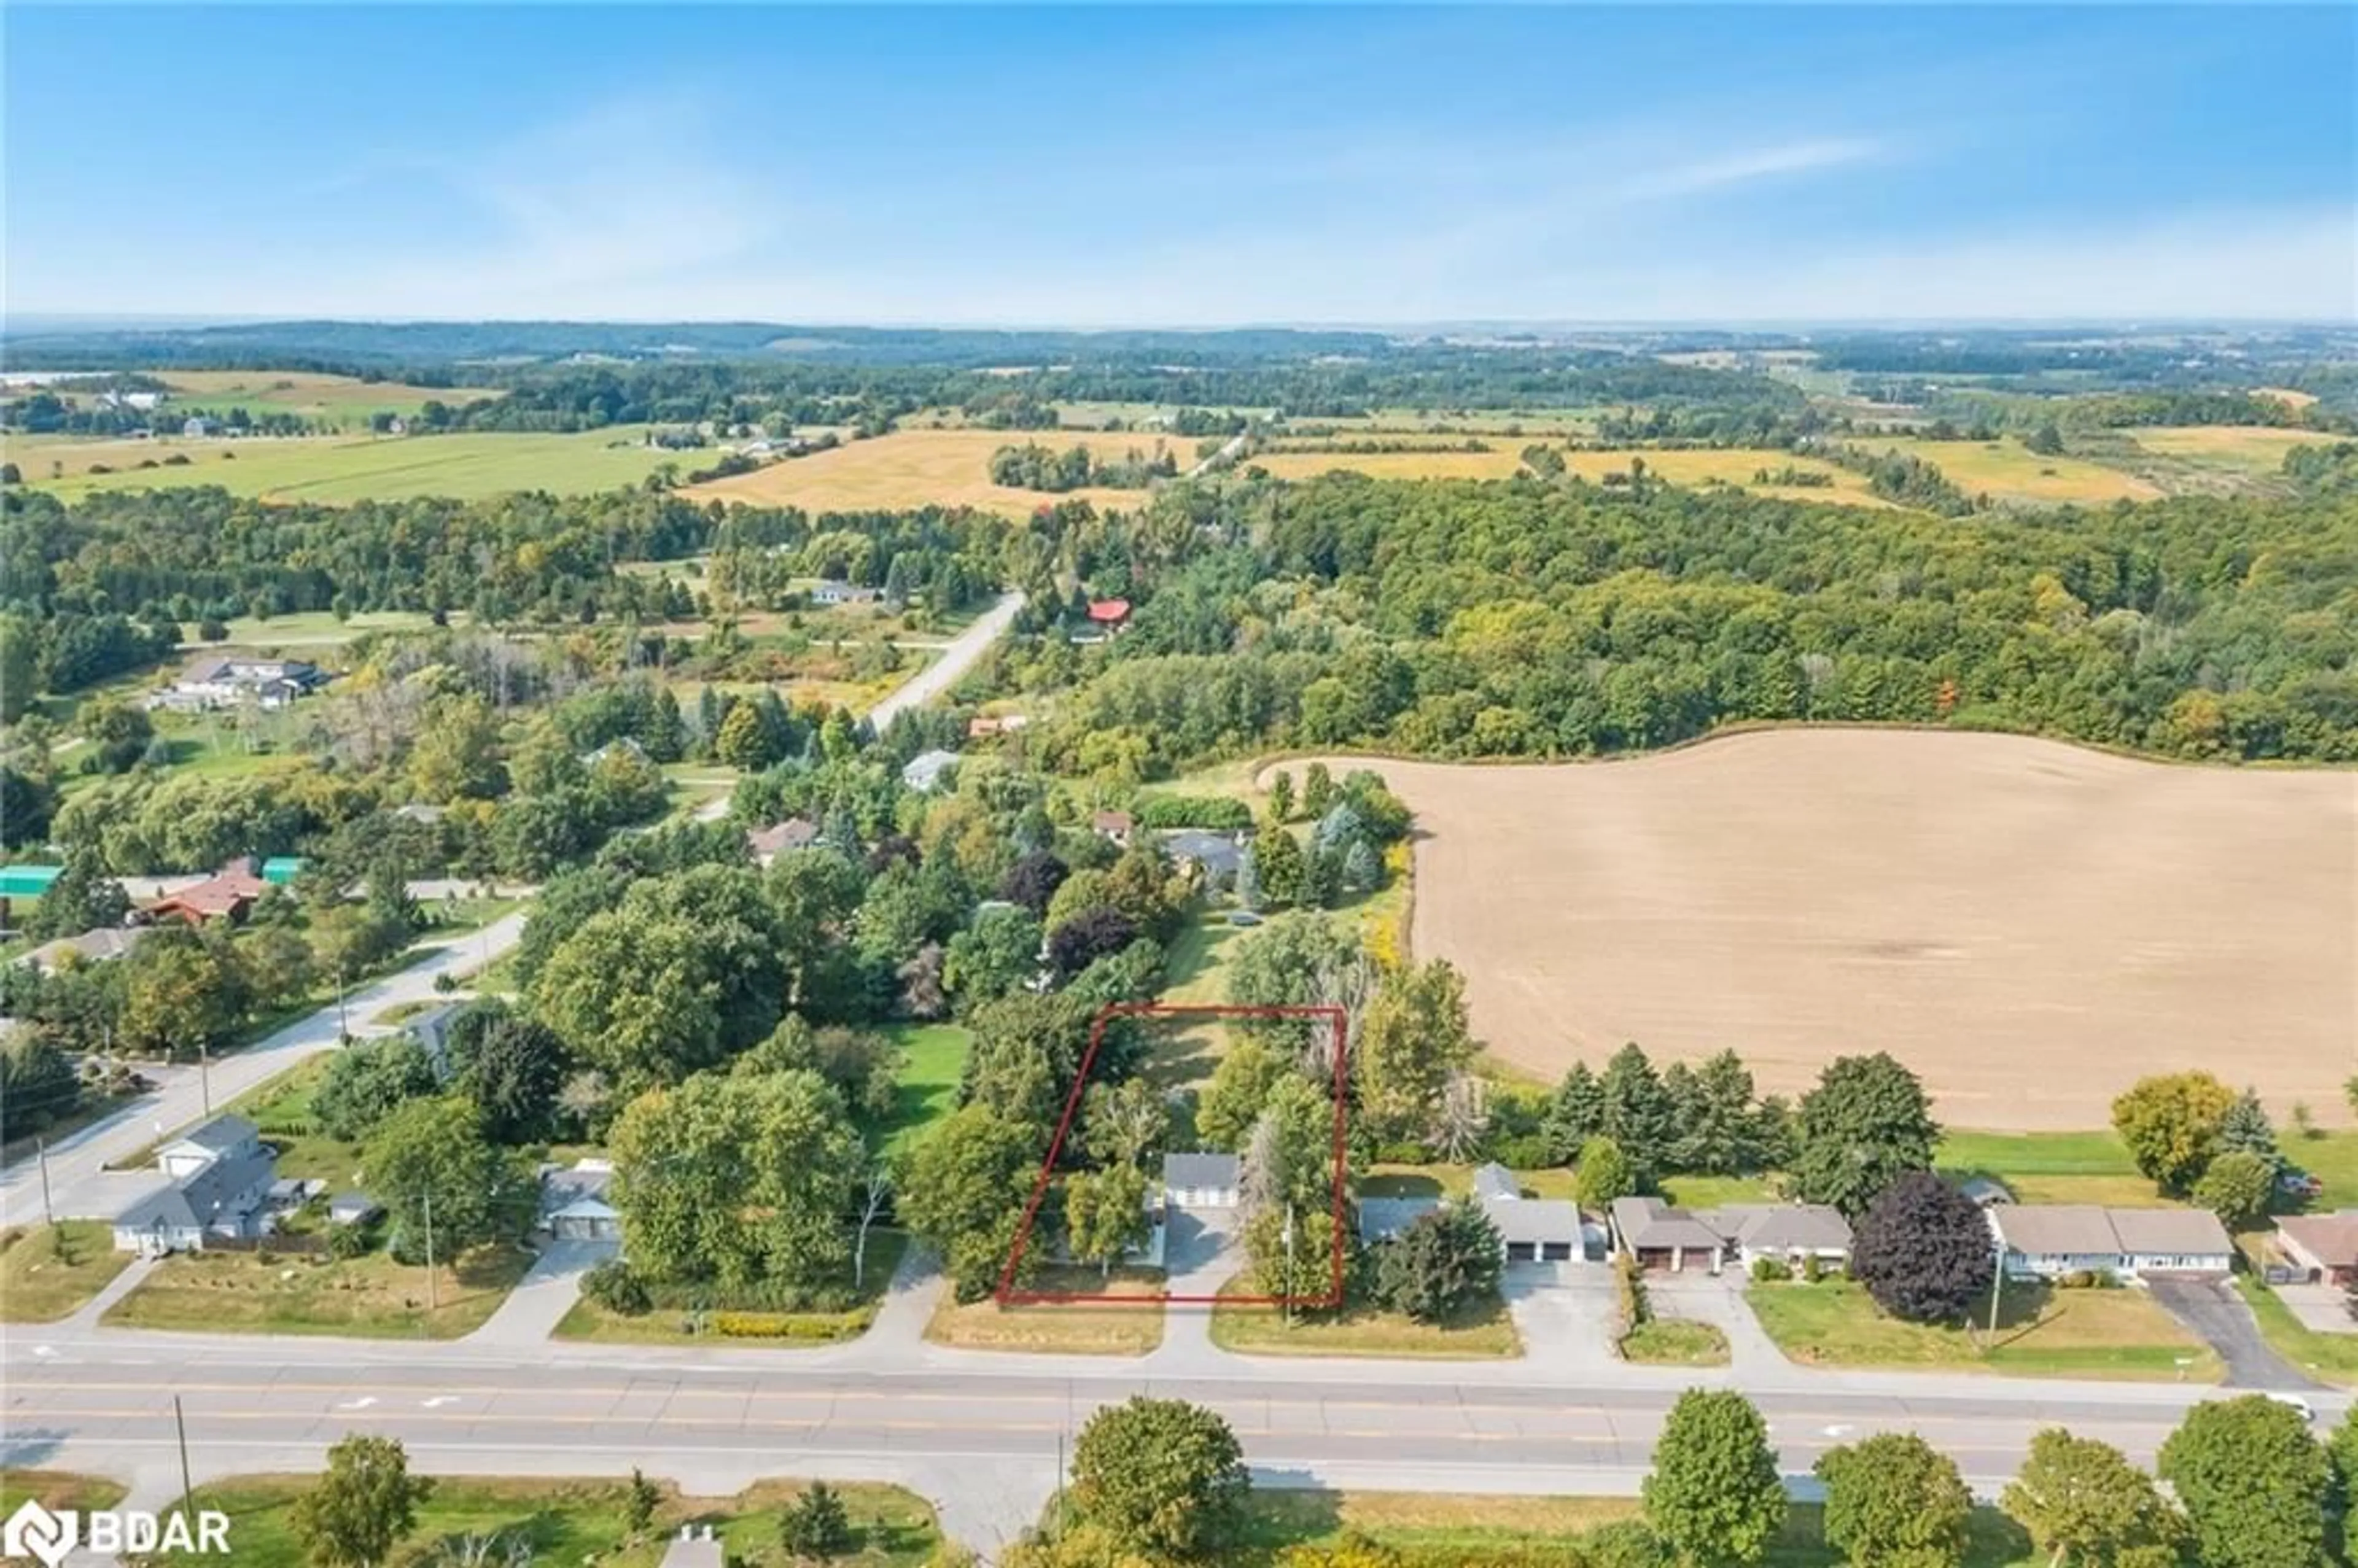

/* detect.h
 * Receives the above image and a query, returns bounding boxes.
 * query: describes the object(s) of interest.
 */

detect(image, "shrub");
[1800,1254,1823,1283]
[1750,1257,1790,1283]
[1134,794,1253,831]
[712,1311,848,1340]
[582,1259,651,1316]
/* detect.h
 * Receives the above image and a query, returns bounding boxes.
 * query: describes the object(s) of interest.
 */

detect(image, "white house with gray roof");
[155,1114,263,1181]
[1161,1152,1241,1208]
[1990,1205,2232,1283]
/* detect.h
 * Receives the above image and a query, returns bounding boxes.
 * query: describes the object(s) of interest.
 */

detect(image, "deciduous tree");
[1641,1389,1787,1568]
[899,1104,1041,1300]
[2157,1394,2332,1568]
[1070,1397,1250,1560]
[1850,1171,1991,1324]
[368,1096,527,1262]
[2191,1149,2275,1230]
[1066,1161,1151,1276]
[2111,1071,2235,1196]
[1814,1432,1972,1568]
[1374,1199,1501,1323]
[1575,1135,1636,1212]
[291,1434,424,1567]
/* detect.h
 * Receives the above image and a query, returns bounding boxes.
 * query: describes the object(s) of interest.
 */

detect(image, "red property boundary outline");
[995,1002,1349,1308]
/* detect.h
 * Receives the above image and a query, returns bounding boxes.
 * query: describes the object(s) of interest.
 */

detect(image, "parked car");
[2278,1169,2325,1200]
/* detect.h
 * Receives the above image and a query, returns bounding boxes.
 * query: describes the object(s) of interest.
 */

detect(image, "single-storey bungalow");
[404,1003,464,1074]
[1356,1195,1441,1244]
[1162,1152,1241,1209]
[810,580,880,607]
[2275,1211,2358,1286]
[1085,598,1132,629]
[1158,829,1247,886]
[542,1159,621,1242]
[1988,1204,2234,1283]
[156,1114,263,1181]
[901,749,961,793]
[1702,1204,1854,1272]
[327,1193,383,1228]
[144,858,271,926]
[1091,810,1135,847]
[112,1149,276,1255]
[18,924,150,974]
[746,817,820,866]
[152,655,325,714]
[1610,1196,1730,1274]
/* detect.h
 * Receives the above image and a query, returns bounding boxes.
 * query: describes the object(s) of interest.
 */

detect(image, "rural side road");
[0,914,527,1225]
[694,587,1025,822]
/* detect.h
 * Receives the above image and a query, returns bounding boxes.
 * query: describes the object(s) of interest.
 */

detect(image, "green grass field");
[0,1222,134,1322]
[927,1265,1166,1354]
[1619,1317,1730,1365]
[878,1023,972,1153]
[23,427,675,503]
[0,1470,128,1517]
[1746,1279,2217,1381]
[181,1474,941,1568]
[1861,437,2160,505]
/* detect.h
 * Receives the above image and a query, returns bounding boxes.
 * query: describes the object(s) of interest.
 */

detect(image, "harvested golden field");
[2253,386,2320,409]
[1863,437,2161,505]
[2126,424,2340,476]
[682,427,1175,515]
[1322,731,2356,1130]
[1249,445,1896,506]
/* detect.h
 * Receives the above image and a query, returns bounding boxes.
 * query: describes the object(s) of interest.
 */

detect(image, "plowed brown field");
[1309,731,2356,1129]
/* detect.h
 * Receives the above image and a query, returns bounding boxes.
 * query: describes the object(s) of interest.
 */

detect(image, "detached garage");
[1161,1152,1242,1209]
[540,1159,621,1243]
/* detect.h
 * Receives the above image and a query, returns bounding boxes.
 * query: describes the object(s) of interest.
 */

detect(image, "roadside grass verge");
[0,1222,133,1322]
[181,1473,941,1567]
[1231,1494,2037,1568]
[554,1232,909,1348]
[1746,1279,2218,1381]
[0,1470,128,1516]
[1210,1279,1520,1359]
[102,1242,534,1339]
[926,1265,1165,1355]
[1618,1317,1730,1365]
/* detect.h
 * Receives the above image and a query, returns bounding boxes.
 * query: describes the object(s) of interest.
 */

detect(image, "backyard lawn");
[926,1265,1165,1355]
[103,1243,534,1339]
[877,1024,972,1153]
[1746,1279,2217,1381]
[0,1222,133,1322]
[1210,1279,1521,1359]
[181,1474,942,1568]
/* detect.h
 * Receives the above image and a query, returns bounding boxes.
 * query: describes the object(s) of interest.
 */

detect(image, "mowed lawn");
[878,1023,973,1153]
[104,1243,535,1339]
[0,1221,134,1322]
[1747,1279,2218,1380]
[1210,1278,1522,1359]
[182,1474,943,1568]
[1861,437,2161,504]
[683,427,1170,516]
[22,428,676,502]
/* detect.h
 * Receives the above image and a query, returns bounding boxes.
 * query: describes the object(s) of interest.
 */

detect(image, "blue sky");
[7,5,2353,324]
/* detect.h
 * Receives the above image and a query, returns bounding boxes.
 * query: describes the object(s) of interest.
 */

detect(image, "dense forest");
[1005,472,2358,770]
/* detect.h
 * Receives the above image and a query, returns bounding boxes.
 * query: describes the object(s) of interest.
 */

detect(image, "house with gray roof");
[1156,829,1247,887]
[18,925,150,975]
[1611,1196,1730,1273]
[901,748,961,793]
[1988,1204,2232,1282]
[746,817,820,866]
[112,1150,276,1256]
[1357,1195,1441,1244]
[1161,1152,1241,1208]
[1359,1166,1586,1264]
[155,1115,263,1181]
[1701,1204,1853,1271]
[541,1159,621,1241]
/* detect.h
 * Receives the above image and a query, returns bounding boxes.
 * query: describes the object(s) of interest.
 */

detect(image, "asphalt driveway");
[2144,1276,2321,1391]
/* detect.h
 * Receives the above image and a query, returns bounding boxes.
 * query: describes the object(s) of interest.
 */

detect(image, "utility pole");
[335,963,349,1039]
[198,1042,212,1117]
[1986,1234,2007,1338]
[1283,1203,1296,1327]
[174,1394,194,1521]
[35,1136,53,1226]
[423,1189,437,1313]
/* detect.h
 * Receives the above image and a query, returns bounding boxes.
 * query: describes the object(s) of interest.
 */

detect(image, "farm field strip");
[682,427,1179,515]
[18,427,677,502]
[1325,730,2355,1130]
[1245,444,1894,505]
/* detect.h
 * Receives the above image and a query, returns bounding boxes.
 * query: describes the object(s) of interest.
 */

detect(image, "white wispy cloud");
[1641,138,1887,199]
